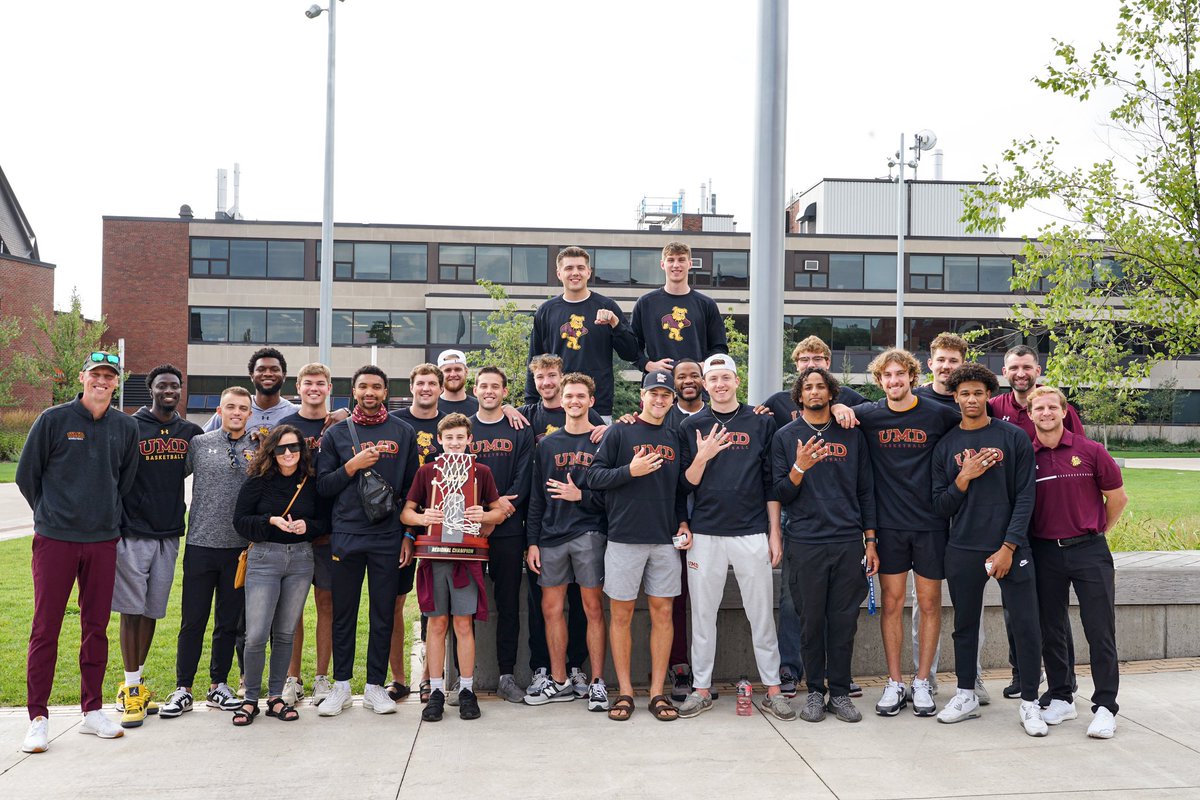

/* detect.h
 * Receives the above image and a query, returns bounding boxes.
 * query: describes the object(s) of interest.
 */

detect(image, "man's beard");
[804,400,827,411]
[254,380,282,396]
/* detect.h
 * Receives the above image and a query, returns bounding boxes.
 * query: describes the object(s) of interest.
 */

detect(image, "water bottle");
[736,678,753,716]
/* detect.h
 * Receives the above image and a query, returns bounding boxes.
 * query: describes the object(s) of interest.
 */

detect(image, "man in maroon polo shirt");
[1027,386,1127,740]
[989,345,1084,437]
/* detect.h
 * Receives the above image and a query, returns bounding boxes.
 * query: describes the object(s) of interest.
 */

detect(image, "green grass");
[0,462,15,483]
[0,537,419,707]
[1107,469,1200,551]
[1112,451,1200,459]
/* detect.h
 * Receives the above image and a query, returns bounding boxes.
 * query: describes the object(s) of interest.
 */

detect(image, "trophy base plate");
[415,534,490,561]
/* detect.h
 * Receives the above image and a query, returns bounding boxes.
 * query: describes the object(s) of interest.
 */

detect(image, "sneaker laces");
[528,670,550,693]
[590,681,607,700]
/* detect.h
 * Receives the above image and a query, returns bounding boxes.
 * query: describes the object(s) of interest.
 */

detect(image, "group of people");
[17,242,1127,754]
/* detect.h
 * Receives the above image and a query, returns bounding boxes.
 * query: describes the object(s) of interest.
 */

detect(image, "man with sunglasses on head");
[159,387,256,720]
[19,351,139,753]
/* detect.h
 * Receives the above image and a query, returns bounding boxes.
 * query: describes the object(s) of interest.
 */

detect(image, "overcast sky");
[5,0,1121,316]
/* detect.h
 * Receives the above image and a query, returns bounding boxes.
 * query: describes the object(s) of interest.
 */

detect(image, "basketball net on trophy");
[414,452,490,561]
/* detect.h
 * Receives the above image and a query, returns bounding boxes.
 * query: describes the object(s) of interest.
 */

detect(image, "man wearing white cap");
[435,350,479,417]
[675,355,793,720]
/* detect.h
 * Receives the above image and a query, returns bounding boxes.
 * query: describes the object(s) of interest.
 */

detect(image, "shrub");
[0,409,37,461]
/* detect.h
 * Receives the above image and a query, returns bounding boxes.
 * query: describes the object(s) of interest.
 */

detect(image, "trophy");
[414,452,490,561]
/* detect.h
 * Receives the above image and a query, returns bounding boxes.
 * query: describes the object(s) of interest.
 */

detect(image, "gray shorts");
[428,560,479,618]
[603,541,681,601]
[112,536,180,619]
[539,532,605,589]
[312,542,333,591]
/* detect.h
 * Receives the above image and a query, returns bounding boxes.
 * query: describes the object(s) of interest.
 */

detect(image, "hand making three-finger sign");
[794,435,831,473]
[629,445,664,477]
[694,423,733,462]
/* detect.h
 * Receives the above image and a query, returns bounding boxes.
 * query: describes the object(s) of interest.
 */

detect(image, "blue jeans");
[243,541,314,702]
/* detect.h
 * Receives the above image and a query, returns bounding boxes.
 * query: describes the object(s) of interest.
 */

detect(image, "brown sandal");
[648,694,679,721]
[608,694,635,721]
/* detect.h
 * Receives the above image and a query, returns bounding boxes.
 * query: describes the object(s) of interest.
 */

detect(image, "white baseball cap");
[437,349,467,368]
[702,354,738,376]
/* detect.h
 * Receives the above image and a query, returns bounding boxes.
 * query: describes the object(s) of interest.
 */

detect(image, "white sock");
[125,670,141,687]
[365,683,379,692]
[137,665,146,682]
[460,676,474,692]
[957,688,976,700]
[430,678,445,692]
[335,680,350,691]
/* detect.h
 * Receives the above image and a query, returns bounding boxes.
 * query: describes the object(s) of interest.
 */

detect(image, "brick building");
[0,166,54,411]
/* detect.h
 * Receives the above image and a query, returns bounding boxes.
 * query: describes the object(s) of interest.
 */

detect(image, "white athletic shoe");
[526,668,550,696]
[937,692,981,724]
[282,676,304,707]
[1041,699,1079,726]
[587,678,610,712]
[568,667,590,698]
[875,679,907,716]
[318,682,353,716]
[22,716,49,753]
[362,684,397,714]
[1087,707,1117,739]
[79,710,124,739]
[974,677,990,705]
[311,675,333,706]
[911,678,936,717]
[1020,700,1048,737]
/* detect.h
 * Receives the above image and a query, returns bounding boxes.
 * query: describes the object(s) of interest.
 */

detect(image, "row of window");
[188,307,507,347]
[191,239,305,279]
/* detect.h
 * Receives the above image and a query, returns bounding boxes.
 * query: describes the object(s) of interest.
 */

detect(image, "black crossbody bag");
[347,420,396,524]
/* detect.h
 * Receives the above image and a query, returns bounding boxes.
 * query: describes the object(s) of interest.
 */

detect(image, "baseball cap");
[702,354,738,376]
[436,349,467,368]
[641,370,676,393]
[82,351,121,373]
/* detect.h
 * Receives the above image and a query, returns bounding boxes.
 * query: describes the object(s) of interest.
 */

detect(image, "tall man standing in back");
[630,241,727,374]
[112,364,203,728]
[436,349,479,417]
[203,348,298,435]
[990,345,1085,437]
[524,246,640,421]
[19,351,139,753]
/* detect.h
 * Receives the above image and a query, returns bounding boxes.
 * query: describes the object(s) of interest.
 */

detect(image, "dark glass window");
[229,240,267,278]
[864,254,897,291]
[831,317,872,350]
[439,245,475,282]
[331,310,427,346]
[630,249,661,285]
[266,241,304,279]
[979,256,1012,292]
[712,251,748,287]
[190,239,229,276]
[391,244,427,281]
[266,309,304,343]
[391,311,425,345]
[332,310,356,344]
[594,249,631,284]
[430,310,471,345]
[828,254,863,290]
[945,256,978,292]
[229,308,266,342]
[511,246,547,284]
[190,307,228,342]
[354,243,391,280]
[476,246,512,283]
[785,315,833,343]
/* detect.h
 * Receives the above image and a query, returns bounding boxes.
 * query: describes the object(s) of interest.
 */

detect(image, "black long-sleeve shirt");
[771,419,877,544]
[856,397,962,532]
[587,419,687,545]
[931,419,1036,551]
[517,401,604,442]
[761,385,867,431]
[679,405,776,537]
[523,293,639,416]
[630,288,727,371]
[317,417,418,537]
[391,408,444,466]
[234,470,327,544]
[526,429,606,548]
[468,415,534,539]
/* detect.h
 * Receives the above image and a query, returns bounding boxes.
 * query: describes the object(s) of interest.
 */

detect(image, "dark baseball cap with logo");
[641,370,677,393]
[82,351,122,373]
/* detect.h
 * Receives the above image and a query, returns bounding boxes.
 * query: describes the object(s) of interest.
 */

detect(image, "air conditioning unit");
[690,257,703,270]
[804,259,819,271]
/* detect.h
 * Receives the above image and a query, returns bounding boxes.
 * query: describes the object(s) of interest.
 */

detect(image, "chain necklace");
[802,415,832,436]
[710,403,742,426]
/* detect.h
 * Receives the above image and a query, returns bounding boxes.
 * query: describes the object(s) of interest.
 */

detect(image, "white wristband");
[792,462,805,474]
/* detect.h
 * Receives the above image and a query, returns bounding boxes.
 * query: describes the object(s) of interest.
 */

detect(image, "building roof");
[0,164,38,261]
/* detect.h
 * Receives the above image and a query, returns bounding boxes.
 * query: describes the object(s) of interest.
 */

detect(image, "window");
[391,244,427,281]
[189,307,305,344]
[831,317,872,350]
[475,246,511,283]
[512,247,548,284]
[828,254,863,290]
[268,309,305,343]
[229,240,267,278]
[429,310,495,346]
[631,249,660,285]
[594,249,631,284]
[909,255,943,290]
[190,307,228,342]
[863,255,897,291]
[266,241,304,278]
[792,273,828,289]
[979,257,1013,292]
[712,251,748,287]
[318,242,428,281]
[191,239,229,275]
[784,315,832,343]
[332,310,428,346]
[439,245,475,282]
[192,238,305,279]
[353,243,391,280]
[945,256,978,292]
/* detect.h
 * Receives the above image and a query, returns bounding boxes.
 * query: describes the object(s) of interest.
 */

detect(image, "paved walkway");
[3,661,1198,799]
[1120,457,1200,471]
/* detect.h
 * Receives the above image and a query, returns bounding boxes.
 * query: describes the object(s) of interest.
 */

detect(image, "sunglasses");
[273,442,302,456]
[88,352,121,366]
[227,447,243,470]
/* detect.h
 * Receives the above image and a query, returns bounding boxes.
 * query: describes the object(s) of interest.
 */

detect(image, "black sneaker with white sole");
[422,690,445,722]
[524,678,575,706]
[458,689,481,720]
[671,664,692,703]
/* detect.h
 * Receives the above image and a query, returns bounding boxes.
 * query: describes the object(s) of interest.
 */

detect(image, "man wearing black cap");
[19,351,140,752]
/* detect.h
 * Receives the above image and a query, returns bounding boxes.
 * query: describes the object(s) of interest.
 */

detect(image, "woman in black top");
[232,425,326,724]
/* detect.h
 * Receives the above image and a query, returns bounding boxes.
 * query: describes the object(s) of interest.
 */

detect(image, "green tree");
[0,317,23,406]
[466,280,538,404]
[1076,385,1143,449]
[1144,374,1181,436]
[963,0,1200,389]
[14,289,110,405]
[723,313,750,404]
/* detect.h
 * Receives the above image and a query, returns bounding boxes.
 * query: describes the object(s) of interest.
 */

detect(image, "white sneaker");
[526,667,550,696]
[22,716,49,753]
[587,678,610,712]
[79,710,124,739]
[1087,707,1116,739]
[911,678,936,717]
[568,667,590,698]
[1041,699,1078,726]
[1020,700,1048,737]
[311,675,333,706]
[937,692,980,724]
[317,682,353,716]
[875,679,907,716]
[362,684,397,715]
[974,677,990,706]
[282,676,304,706]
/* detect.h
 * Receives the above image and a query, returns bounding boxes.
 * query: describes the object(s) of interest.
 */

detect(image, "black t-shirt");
[278,412,328,454]
[469,415,534,539]
[679,405,776,537]
[914,384,958,407]
[518,401,605,442]
[391,408,445,467]
[772,419,876,544]
[526,429,606,548]
[439,396,479,417]
[589,419,688,545]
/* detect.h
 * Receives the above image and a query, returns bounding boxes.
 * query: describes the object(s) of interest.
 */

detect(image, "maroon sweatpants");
[670,548,690,666]
[27,534,118,719]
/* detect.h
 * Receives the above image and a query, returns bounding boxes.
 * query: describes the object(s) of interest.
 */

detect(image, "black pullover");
[588,419,687,545]
[517,401,604,442]
[771,419,877,544]
[469,415,534,539]
[234,470,328,544]
[931,419,1036,551]
[526,429,606,548]
[679,404,776,537]
[278,411,327,453]
[523,293,640,416]
[121,407,203,539]
[317,417,418,540]
[391,408,444,466]
[761,385,867,431]
[630,288,728,371]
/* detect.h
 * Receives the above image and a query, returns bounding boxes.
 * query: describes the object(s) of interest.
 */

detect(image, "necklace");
[711,403,741,425]
[802,415,832,435]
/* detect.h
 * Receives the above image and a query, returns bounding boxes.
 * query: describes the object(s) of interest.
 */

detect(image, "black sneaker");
[848,682,863,698]
[458,689,481,720]
[779,669,798,699]
[1003,677,1022,699]
[422,689,445,722]
[671,664,692,703]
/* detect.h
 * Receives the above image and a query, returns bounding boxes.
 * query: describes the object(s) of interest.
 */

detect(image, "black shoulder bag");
[346,420,396,524]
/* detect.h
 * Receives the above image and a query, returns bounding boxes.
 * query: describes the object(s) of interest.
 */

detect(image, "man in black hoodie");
[112,365,203,728]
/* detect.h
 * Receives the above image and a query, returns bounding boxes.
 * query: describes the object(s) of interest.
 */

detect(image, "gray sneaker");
[827,695,863,723]
[759,692,796,721]
[445,679,461,707]
[799,691,826,722]
[779,669,798,698]
[496,674,525,703]
[677,691,714,718]
[975,676,991,705]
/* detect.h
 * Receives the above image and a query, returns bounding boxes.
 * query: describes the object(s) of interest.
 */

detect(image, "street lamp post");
[307,2,339,368]
[889,129,937,349]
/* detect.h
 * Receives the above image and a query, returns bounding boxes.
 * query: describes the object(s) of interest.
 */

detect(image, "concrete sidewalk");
[3,662,1198,799]
[0,484,32,542]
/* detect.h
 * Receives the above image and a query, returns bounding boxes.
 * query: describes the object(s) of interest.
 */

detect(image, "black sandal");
[232,701,259,726]
[265,697,299,721]
[386,681,411,701]
[419,680,431,704]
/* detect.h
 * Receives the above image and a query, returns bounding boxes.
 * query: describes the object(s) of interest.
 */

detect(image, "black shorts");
[398,560,417,596]
[312,542,334,591]
[876,528,948,580]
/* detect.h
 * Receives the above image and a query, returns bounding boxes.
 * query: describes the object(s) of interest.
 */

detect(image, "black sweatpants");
[788,540,866,698]
[1032,535,1119,714]
[528,580,588,672]
[331,548,400,686]
[176,544,244,688]
[487,536,525,675]
[945,545,1041,702]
